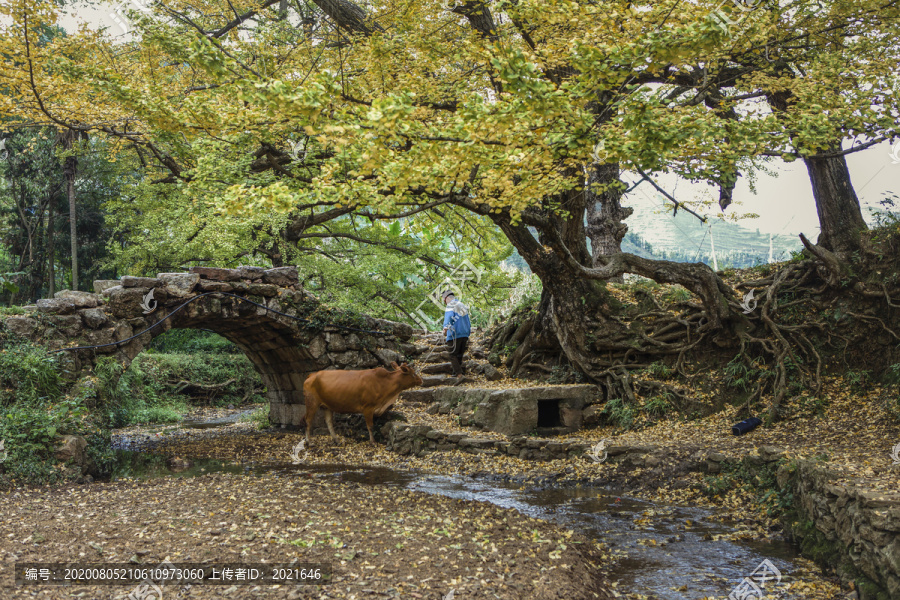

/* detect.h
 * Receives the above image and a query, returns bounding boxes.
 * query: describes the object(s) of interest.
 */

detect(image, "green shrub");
[94,352,264,427]
[661,285,691,304]
[146,329,240,354]
[0,396,94,485]
[601,398,635,429]
[845,369,870,391]
[0,341,62,405]
[644,394,673,417]
[646,361,674,379]
[240,406,271,430]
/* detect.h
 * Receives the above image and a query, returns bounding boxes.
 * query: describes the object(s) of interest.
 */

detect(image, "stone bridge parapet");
[1,266,417,427]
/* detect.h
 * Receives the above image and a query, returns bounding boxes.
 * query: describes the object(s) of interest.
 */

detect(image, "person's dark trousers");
[446,337,469,376]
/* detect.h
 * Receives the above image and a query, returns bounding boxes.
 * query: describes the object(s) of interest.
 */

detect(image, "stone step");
[420,375,468,387]
[421,362,454,375]
[420,352,451,364]
[400,389,436,404]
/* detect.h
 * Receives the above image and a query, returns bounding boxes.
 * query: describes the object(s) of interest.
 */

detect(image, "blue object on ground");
[731,417,762,436]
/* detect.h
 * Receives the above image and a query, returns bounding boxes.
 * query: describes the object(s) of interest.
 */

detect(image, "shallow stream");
[109,414,808,599]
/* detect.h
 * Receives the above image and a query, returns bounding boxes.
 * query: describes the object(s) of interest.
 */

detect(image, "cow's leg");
[363,410,376,444]
[324,408,339,443]
[304,393,320,445]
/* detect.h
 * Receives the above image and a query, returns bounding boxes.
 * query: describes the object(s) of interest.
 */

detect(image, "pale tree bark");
[585,163,633,282]
[56,129,87,291]
[64,154,78,290]
[46,201,56,297]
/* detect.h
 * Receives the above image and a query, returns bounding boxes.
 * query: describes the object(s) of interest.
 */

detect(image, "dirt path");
[0,472,613,600]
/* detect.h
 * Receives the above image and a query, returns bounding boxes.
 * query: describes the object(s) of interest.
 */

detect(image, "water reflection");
[106,455,804,599]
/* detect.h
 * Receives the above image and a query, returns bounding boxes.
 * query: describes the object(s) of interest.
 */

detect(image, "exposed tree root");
[489,234,900,422]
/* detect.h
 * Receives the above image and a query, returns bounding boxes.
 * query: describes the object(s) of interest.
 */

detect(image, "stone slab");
[121,276,161,288]
[36,298,77,315]
[189,267,242,281]
[93,280,120,294]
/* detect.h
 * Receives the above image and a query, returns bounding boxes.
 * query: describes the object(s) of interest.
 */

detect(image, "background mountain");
[504,193,805,273]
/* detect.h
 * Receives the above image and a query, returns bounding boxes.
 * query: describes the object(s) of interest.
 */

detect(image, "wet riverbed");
[109,417,808,600]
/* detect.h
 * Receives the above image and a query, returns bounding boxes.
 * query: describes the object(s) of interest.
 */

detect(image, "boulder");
[488,390,538,435]
[421,375,457,387]
[482,364,503,381]
[237,266,266,280]
[54,435,88,466]
[198,281,235,293]
[85,327,118,353]
[121,276,161,288]
[400,343,426,356]
[3,316,38,337]
[157,273,200,297]
[357,351,379,368]
[100,285,122,297]
[47,315,83,336]
[262,266,299,286]
[560,404,583,430]
[344,333,363,350]
[375,348,403,366]
[36,298,77,315]
[54,290,100,308]
[400,389,436,404]
[243,283,278,297]
[330,350,359,366]
[326,333,347,352]
[307,336,327,358]
[107,288,152,318]
[93,280,120,294]
[582,405,602,426]
[373,318,413,340]
[422,362,455,375]
[189,266,242,281]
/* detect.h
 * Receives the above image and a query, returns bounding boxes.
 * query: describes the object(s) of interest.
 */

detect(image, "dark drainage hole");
[537,399,561,428]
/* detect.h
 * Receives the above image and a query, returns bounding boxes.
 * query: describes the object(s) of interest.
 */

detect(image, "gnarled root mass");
[489,231,900,421]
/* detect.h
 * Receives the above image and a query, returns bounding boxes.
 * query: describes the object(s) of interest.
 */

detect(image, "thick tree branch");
[293,232,452,271]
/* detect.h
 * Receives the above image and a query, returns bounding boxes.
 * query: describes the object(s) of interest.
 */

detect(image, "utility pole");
[768,233,774,264]
[709,224,719,271]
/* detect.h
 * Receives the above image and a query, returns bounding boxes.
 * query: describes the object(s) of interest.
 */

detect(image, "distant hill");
[619,194,803,269]
[503,195,804,272]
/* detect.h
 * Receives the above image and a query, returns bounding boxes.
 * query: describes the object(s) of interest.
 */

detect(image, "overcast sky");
[41,4,900,240]
[626,142,900,238]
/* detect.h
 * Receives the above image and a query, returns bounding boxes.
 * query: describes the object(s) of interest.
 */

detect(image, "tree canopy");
[1,0,897,395]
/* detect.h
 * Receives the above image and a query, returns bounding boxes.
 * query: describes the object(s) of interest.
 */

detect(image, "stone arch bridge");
[1,266,416,427]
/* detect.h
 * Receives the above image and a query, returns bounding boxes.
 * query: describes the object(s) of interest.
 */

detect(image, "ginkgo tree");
[1,0,897,399]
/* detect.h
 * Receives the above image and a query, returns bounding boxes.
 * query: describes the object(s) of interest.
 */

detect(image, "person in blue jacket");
[441,290,471,378]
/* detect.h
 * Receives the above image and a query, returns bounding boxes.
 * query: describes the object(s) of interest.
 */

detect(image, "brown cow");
[303,362,423,444]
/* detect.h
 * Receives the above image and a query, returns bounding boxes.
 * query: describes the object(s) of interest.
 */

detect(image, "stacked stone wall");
[1,265,415,427]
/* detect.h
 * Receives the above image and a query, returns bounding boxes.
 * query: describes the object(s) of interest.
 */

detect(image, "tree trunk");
[492,213,623,378]
[47,201,56,297]
[585,162,633,282]
[64,155,78,291]
[803,146,867,255]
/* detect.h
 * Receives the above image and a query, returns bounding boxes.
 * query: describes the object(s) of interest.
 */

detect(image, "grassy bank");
[0,330,265,487]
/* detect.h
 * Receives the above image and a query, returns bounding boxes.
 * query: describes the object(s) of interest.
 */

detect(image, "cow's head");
[396,362,423,388]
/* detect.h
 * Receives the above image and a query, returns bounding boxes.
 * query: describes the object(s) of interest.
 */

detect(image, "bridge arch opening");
[18,268,412,427]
